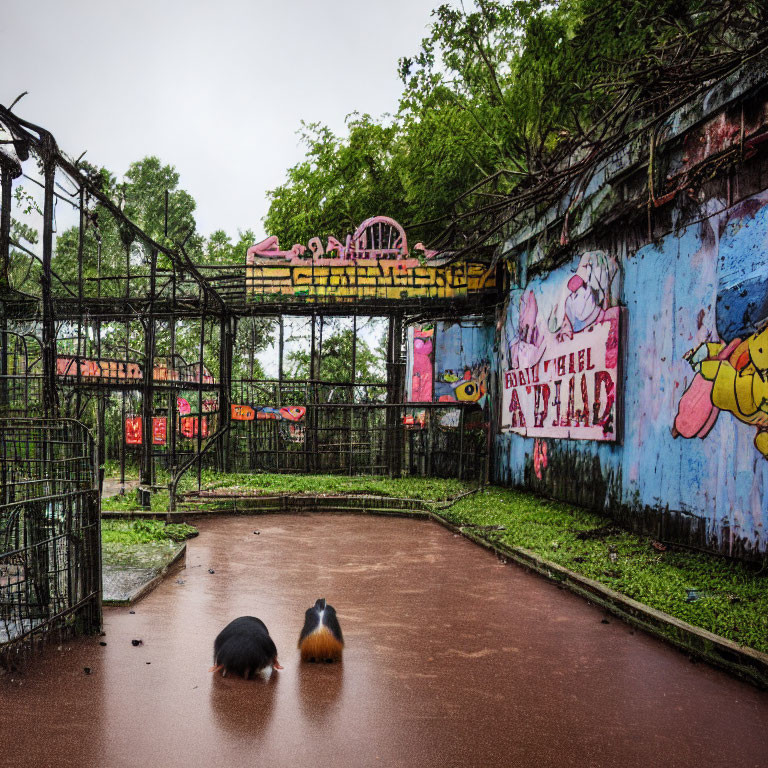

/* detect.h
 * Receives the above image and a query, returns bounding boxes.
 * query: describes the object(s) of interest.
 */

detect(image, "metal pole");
[349,314,357,474]
[308,314,316,472]
[168,268,177,518]
[95,226,104,493]
[0,162,13,290]
[318,315,324,380]
[139,248,157,508]
[75,186,85,418]
[385,315,394,477]
[0,163,13,412]
[310,313,316,380]
[196,313,205,491]
[166,390,174,522]
[119,319,127,494]
[219,314,233,472]
[458,405,465,481]
[40,140,58,417]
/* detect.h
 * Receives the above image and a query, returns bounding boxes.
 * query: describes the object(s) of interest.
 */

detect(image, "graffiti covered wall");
[500,251,622,441]
[433,320,493,408]
[406,319,493,405]
[406,324,435,403]
[495,190,768,558]
[405,318,493,429]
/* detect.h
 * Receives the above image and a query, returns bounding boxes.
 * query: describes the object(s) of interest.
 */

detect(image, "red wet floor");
[1,515,766,768]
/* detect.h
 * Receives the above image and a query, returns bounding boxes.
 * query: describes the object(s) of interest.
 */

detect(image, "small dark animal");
[212,616,283,679]
[298,598,344,663]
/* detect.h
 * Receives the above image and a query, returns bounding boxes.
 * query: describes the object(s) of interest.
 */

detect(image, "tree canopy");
[10,0,763,389]
[286,324,384,383]
[264,0,767,251]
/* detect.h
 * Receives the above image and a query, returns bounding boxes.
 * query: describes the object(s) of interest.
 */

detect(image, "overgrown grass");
[103,459,140,480]
[102,518,198,544]
[100,471,471,511]
[196,471,472,500]
[440,487,768,654]
[101,490,172,513]
[101,519,196,570]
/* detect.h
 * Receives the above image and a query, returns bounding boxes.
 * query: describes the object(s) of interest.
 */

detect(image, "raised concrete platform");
[102,543,186,605]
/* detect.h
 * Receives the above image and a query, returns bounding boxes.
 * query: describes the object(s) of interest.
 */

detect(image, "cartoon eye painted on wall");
[279,406,307,422]
[454,380,482,402]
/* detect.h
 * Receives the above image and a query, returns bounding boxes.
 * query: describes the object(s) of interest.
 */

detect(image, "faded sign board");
[245,216,495,303]
[500,251,622,441]
[58,356,142,380]
[231,404,255,421]
[125,416,142,445]
[502,313,620,440]
[152,417,167,445]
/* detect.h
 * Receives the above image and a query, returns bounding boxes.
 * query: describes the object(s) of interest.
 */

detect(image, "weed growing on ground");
[102,459,140,480]
[101,489,176,513]
[102,519,198,544]
[194,471,472,500]
[102,470,472,506]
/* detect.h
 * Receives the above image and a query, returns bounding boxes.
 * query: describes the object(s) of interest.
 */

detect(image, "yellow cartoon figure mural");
[674,324,768,457]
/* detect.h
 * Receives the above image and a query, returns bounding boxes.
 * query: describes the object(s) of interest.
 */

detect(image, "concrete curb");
[103,494,433,519]
[430,511,768,690]
[103,543,187,607]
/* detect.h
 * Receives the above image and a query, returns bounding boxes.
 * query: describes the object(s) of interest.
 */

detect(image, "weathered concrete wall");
[495,188,768,559]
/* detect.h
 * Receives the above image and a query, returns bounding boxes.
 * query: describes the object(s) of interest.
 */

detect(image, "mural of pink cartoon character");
[553,250,621,367]
[508,290,547,371]
[411,326,434,402]
[533,439,548,479]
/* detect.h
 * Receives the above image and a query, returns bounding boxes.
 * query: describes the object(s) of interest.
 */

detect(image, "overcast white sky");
[1,0,438,240]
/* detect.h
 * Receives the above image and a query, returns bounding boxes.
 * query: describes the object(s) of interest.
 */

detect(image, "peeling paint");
[494,188,768,559]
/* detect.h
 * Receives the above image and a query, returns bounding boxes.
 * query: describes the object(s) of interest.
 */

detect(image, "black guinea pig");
[212,616,283,679]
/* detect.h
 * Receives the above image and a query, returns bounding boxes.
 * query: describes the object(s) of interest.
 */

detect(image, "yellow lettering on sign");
[246,260,495,300]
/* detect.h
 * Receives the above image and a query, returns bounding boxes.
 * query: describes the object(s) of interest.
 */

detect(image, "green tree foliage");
[197,229,274,378]
[286,326,383,383]
[41,157,274,377]
[265,0,767,247]
[121,157,201,252]
[51,157,204,296]
[263,115,410,247]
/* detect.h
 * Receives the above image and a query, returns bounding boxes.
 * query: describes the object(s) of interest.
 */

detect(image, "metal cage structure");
[226,378,486,478]
[0,103,497,661]
[0,103,498,499]
[0,418,100,667]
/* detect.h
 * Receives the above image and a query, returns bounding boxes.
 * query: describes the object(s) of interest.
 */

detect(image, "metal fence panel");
[0,418,100,667]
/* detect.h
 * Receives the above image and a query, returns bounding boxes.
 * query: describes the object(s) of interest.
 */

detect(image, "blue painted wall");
[433,319,493,408]
[494,190,768,557]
